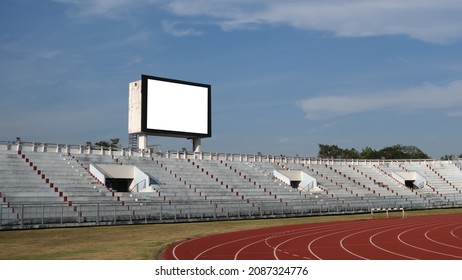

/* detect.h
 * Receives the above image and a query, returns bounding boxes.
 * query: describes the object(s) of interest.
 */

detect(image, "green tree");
[318,144,359,159]
[343,148,359,159]
[377,145,407,159]
[110,138,120,148]
[318,144,430,159]
[95,140,110,148]
[95,138,120,149]
[441,154,462,160]
[359,146,379,159]
[441,154,454,160]
[377,144,429,159]
[318,144,341,159]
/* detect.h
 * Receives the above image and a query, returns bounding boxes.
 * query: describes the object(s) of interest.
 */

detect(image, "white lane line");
[451,225,462,240]
[398,223,462,259]
[172,238,195,260]
[307,223,370,260]
[367,217,462,260]
[339,223,399,260]
[236,224,333,260]
[173,231,273,260]
[233,236,272,260]
[271,227,341,260]
[424,222,462,250]
[194,232,273,260]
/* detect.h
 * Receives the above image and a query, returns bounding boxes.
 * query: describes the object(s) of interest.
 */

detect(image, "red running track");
[160,214,462,260]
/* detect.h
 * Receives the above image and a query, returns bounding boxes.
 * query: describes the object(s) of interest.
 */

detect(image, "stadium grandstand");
[1,75,462,230]
[1,140,462,230]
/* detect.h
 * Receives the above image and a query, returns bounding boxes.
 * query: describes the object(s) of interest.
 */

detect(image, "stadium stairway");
[352,164,423,208]
[394,162,451,207]
[407,162,462,206]
[0,149,79,225]
[372,163,444,208]
[153,158,256,215]
[222,160,321,214]
[22,152,133,222]
[115,156,220,219]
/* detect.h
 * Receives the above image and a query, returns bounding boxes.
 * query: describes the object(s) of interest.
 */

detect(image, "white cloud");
[54,0,126,17]
[54,0,161,18]
[55,0,462,43]
[162,21,203,37]
[299,80,462,120]
[166,0,462,43]
[36,50,63,59]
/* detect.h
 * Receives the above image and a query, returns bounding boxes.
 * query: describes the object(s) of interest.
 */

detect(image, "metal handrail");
[129,179,147,193]
[1,199,461,230]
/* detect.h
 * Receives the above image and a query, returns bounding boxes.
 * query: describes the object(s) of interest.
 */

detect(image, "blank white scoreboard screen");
[141,75,211,138]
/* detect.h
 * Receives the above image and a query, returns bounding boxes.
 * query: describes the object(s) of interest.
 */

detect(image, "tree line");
[91,138,459,160]
[318,144,431,159]
[93,138,120,149]
[318,144,462,160]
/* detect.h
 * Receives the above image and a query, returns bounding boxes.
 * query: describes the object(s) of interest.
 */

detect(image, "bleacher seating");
[1,142,462,229]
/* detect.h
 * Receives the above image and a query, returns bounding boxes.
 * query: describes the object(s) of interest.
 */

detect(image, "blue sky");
[1,0,462,158]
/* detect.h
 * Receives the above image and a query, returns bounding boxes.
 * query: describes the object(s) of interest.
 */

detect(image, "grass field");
[1,208,461,260]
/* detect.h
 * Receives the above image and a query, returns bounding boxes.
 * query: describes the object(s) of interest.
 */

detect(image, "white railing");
[2,199,460,230]
[0,140,445,165]
[129,179,147,193]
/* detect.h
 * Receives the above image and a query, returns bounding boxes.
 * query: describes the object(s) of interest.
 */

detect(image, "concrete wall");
[299,171,317,192]
[273,170,291,185]
[90,164,151,193]
[273,169,317,192]
[89,164,106,185]
[128,80,142,134]
[392,171,427,188]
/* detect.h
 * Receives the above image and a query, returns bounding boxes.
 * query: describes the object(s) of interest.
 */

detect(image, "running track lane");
[159,214,462,260]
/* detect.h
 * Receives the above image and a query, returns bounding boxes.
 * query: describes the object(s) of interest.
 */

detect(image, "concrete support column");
[192,138,202,153]
[138,134,148,150]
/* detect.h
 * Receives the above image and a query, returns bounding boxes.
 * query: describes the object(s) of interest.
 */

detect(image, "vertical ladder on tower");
[128,134,138,150]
